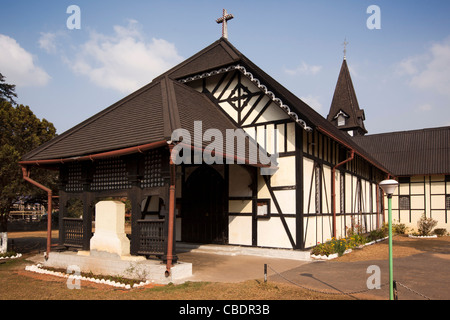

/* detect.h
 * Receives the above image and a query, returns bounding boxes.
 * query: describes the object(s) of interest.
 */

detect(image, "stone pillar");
[90,201,130,257]
[0,232,7,254]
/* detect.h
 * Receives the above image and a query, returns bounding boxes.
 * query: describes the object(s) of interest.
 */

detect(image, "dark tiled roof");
[22,38,388,173]
[353,126,450,176]
[327,59,367,134]
[22,74,262,165]
[22,76,249,160]
[22,81,166,161]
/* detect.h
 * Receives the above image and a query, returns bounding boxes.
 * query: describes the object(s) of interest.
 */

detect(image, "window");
[256,199,270,218]
[398,177,410,184]
[399,195,410,210]
[315,164,321,213]
[446,195,450,210]
[337,114,346,126]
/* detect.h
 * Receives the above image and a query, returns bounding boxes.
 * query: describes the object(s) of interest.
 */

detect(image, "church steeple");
[327,56,367,136]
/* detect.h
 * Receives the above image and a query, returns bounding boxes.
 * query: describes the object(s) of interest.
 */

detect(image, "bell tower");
[327,42,367,136]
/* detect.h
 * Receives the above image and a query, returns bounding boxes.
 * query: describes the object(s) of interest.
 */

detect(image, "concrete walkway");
[176,243,450,300]
[175,243,310,283]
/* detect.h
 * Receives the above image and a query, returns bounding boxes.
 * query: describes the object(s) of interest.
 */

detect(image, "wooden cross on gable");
[216,9,234,39]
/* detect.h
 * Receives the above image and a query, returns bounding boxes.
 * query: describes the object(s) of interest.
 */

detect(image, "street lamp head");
[379,179,399,195]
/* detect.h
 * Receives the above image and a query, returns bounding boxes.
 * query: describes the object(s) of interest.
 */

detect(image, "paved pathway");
[177,243,450,300]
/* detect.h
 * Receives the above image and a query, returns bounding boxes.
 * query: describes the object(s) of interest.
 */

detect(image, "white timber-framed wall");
[301,129,385,248]
[385,175,450,231]
[181,67,386,250]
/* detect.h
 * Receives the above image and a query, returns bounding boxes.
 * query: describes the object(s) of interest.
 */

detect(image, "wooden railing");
[137,219,165,257]
[62,218,83,248]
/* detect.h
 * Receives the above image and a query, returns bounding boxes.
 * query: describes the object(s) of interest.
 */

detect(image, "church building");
[20,14,398,265]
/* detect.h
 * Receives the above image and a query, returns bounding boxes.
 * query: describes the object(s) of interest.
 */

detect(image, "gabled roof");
[327,59,367,134]
[353,126,450,176]
[21,37,388,174]
[21,75,253,162]
[158,38,242,80]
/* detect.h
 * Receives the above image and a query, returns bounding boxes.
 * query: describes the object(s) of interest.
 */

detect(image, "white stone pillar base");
[0,232,7,254]
[90,201,130,257]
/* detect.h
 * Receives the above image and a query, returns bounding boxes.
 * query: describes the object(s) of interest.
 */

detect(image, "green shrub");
[311,242,333,256]
[367,229,385,241]
[329,238,348,256]
[311,224,391,257]
[433,228,448,236]
[347,234,367,247]
[392,221,408,234]
[417,213,437,236]
[0,251,17,258]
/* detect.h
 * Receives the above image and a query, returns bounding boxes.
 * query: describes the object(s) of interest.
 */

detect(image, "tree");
[0,73,17,105]
[0,100,57,233]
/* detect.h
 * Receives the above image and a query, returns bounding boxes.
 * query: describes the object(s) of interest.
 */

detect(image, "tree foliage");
[0,83,57,231]
[0,73,17,105]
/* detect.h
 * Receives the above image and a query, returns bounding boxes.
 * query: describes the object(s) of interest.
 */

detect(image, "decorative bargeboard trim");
[179,64,313,132]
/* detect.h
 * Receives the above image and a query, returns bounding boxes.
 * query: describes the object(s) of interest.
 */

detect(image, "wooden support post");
[58,191,68,247]
[127,154,143,256]
[81,192,93,251]
[81,162,93,251]
[129,185,142,256]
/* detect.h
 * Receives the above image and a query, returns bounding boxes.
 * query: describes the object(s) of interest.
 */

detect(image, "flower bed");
[311,249,352,260]
[310,236,388,260]
[310,223,390,260]
[25,264,153,289]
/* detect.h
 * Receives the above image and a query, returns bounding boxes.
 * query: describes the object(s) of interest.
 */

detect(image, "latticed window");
[141,149,164,188]
[315,164,321,214]
[65,162,83,192]
[446,195,450,210]
[399,195,410,210]
[91,158,131,191]
[340,171,345,213]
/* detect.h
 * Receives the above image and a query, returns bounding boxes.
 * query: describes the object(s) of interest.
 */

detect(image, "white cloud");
[0,34,50,87]
[396,56,422,76]
[417,103,433,112]
[301,95,322,112]
[67,20,184,94]
[38,32,58,54]
[396,37,450,96]
[284,61,322,76]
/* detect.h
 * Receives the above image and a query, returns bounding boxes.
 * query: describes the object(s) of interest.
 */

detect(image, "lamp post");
[379,179,399,300]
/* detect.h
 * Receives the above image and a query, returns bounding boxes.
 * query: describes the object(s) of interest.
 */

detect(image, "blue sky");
[1,0,449,135]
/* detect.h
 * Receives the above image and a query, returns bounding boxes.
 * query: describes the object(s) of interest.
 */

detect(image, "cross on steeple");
[216,9,234,39]
[342,38,349,60]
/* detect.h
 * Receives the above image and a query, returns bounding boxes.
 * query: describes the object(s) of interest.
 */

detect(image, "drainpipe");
[165,143,176,277]
[332,150,354,238]
[21,165,53,259]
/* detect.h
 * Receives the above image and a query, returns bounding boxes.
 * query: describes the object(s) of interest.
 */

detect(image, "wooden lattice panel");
[91,158,131,191]
[65,162,83,192]
[141,149,164,188]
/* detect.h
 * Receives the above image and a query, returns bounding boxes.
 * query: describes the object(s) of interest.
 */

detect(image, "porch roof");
[21,75,265,166]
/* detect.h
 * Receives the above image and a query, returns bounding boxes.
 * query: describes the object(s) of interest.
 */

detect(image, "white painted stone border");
[25,264,153,289]
[0,253,22,260]
[408,234,437,239]
[311,236,389,260]
[311,249,352,260]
